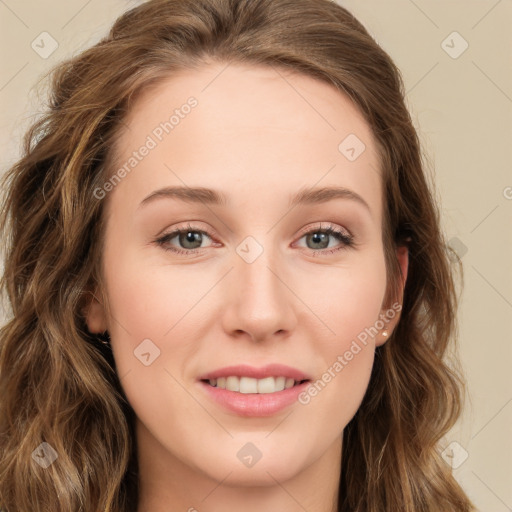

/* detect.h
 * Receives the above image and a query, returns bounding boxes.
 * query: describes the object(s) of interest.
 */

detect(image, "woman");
[0,0,475,510]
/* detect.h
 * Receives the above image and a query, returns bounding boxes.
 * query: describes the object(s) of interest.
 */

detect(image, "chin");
[191,438,313,487]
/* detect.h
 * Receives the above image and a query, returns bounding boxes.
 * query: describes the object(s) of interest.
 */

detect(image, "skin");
[85,62,408,512]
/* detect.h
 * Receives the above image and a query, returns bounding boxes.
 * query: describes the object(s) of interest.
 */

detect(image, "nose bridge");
[239,242,281,304]
[222,234,296,340]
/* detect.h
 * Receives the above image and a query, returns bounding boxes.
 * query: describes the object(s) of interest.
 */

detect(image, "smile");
[204,376,309,394]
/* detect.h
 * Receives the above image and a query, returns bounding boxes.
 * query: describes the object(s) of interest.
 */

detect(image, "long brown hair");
[0,0,475,510]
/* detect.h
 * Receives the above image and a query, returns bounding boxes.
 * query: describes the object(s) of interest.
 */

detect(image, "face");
[86,62,407,490]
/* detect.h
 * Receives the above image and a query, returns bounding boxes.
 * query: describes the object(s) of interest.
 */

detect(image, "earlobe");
[376,328,390,347]
[83,290,108,334]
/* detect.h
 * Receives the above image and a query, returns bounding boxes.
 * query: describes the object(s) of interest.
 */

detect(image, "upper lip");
[198,364,312,382]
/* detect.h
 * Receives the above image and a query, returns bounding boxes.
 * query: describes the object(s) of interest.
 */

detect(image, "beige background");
[1,1,511,510]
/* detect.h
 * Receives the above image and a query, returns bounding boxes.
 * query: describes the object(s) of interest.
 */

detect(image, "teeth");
[207,376,303,393]
[285,377,295,389]
[226,376,239,392]
[275,376,286,391]
[240,376,258,393]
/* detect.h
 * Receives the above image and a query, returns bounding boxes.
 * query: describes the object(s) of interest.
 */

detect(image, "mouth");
[197,364,312,416]
[201,376,310,394]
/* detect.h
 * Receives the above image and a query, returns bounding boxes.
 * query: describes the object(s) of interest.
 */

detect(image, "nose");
[220,242,298,344]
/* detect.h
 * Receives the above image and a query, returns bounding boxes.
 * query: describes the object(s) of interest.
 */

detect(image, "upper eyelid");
[295,222,352,238]
[158,222,351,245]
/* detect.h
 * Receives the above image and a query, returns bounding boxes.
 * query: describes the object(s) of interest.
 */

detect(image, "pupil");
[310,232,328,249]
[181,231,201,248]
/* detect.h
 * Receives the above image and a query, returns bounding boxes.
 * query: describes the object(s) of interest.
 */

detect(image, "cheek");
[295,254,386,420]
[102,245,206,340]
[298,250,387,344]
[99,237,209,396]
[101,252,206,445]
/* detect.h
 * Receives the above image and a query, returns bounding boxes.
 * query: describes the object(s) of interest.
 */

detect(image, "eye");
[154,223,216,255]
[154,222,355,257]
[294,223,354,256]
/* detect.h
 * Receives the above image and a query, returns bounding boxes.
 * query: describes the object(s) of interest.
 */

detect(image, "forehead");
[107,62,382,220]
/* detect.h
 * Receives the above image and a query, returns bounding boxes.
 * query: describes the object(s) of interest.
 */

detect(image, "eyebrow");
[138,185,370,212]
[139,186,227,208]
[289,186,370,212]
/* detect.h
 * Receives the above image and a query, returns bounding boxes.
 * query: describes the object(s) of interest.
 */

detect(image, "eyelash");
[154,222,355,257]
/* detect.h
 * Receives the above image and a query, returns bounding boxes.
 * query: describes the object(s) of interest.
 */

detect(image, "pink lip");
[198,380,311,417]
[197,364,312,417]
[197,364,312,381]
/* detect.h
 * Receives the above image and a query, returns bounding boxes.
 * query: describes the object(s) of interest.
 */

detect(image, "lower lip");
[198,380,310,417]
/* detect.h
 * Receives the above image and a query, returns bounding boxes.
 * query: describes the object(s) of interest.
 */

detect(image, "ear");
[376,245,409,346]
[82,287,108,334]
